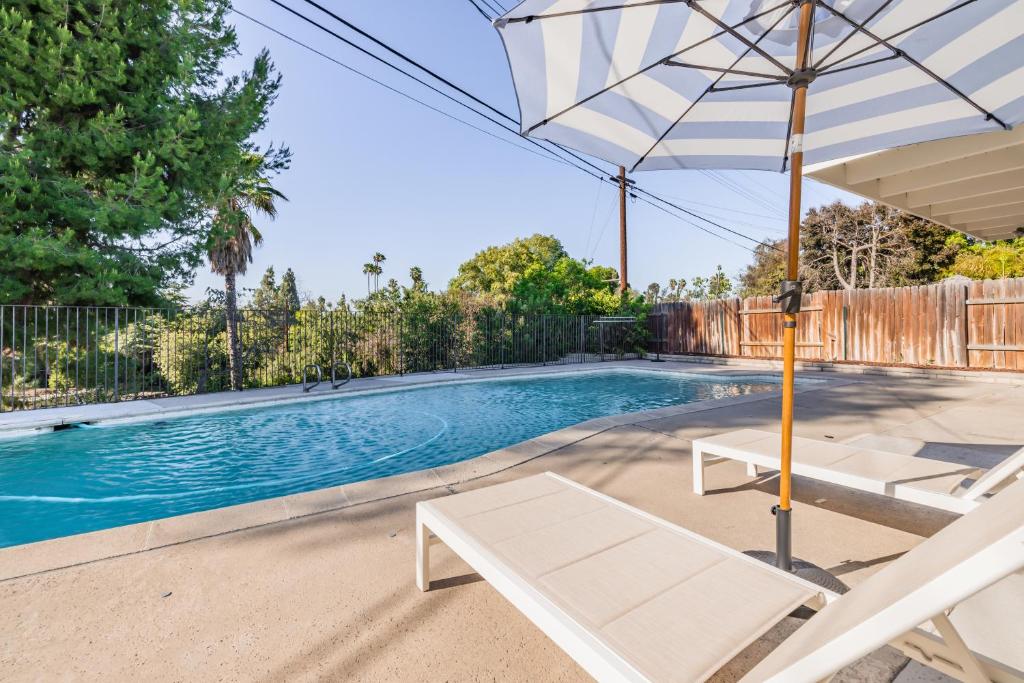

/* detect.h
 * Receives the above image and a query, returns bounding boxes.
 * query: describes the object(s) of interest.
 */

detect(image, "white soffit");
[807,127,1024,241]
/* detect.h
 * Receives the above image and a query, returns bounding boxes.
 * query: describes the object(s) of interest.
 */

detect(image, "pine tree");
[0,1,286,305]
[279,268,301,311]
[251,267,278,311]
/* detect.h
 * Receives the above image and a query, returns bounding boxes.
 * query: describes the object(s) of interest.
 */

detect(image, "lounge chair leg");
[930,613,989,683]
[693,446,706,495]
[747,462,759,477]
[416,517,430,592]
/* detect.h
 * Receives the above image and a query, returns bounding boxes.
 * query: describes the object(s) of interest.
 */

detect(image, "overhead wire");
[229,8,569,167]
[464,0,495,22]
[252,0,783,253]
[477,0,508,19]
[261,0,607,179]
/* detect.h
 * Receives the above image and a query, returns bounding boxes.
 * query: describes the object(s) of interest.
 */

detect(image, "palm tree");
[372,252,386,291]
[363,263,374,295]
[208,152,287,391]
[409,266,425,292]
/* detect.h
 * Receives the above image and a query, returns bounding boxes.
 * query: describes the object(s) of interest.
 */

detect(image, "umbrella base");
[742,550,850,595]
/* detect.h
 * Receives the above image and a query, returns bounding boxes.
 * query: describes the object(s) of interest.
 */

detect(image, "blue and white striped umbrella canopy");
[494,0,1024,172]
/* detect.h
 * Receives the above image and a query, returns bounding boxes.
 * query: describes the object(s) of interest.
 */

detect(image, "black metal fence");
[0,306,646,412]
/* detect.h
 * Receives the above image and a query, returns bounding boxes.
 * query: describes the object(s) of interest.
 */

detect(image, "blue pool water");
[0,369,782,547]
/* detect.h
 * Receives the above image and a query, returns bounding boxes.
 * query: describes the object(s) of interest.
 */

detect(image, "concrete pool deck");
[1,360,1022,681]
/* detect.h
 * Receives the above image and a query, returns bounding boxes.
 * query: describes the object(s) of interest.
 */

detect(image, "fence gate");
[739,293,825,361]
[966,279,1024,371]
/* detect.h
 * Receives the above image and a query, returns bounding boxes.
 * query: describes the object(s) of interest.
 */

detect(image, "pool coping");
[0,362,853,582]
[0,360,821,436]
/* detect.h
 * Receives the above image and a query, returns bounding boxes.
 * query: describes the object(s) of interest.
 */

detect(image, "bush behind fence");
[0,306,645,412]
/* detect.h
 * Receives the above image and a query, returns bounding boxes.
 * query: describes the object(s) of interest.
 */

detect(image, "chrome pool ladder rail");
[331,361,352,389]
[302,364,323,393]
[302,362,352,392]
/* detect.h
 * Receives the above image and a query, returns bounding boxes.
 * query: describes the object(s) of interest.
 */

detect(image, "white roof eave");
[807,127,1024,242]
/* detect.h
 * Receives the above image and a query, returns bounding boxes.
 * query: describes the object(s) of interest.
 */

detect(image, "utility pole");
[617,165,628,294]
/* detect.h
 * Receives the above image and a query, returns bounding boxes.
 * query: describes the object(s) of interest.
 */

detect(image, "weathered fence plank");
[653,277,1024,370]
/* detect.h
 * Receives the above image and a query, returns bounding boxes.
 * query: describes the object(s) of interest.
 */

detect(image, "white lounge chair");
[416,472,1024,683]
[691,429,1024,514]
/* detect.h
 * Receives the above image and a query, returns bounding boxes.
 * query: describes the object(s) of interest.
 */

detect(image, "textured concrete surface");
[1,366,1021,681]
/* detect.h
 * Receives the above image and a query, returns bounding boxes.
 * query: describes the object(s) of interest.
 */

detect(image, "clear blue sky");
[187,0,863,302]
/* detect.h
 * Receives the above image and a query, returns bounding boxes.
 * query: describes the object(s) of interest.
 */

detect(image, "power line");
[293,0,617,180]
[251,0,779,253]
[589,193,619,260]
[701,170,787,216]
[637,196,759,254]
[478,0,508,18]
[262,0,605,180]
[298,0,516,124]
[230,8,567,167]
[464,0,494,22]
[633,187,786,252]
[640,191,787,221]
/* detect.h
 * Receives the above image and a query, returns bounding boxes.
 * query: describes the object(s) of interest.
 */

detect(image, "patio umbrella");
[494,0,1024,571]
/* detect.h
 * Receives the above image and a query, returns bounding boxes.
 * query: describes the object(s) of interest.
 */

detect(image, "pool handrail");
[302,364,322,393]
[331,361,353,389]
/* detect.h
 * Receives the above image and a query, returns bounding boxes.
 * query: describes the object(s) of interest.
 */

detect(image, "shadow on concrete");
[828,551,906,577]
[428,572,483,590]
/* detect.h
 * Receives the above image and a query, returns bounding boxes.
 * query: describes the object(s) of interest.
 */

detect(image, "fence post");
[842,305,849,361]
[718,305,726,356]
[113,308,120,402]
[542,315,547,366]
[962,283,970,368]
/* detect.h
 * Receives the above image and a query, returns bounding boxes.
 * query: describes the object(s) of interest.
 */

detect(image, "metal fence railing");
[0,306,646,412]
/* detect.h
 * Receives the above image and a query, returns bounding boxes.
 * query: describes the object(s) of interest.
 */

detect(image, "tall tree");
[707,265,733,299]
[372,252,386,292]
[279,267,301,310]
[900,212,958,284]
[449,234,566,304]
[409,266,426,292]
[738,240,788,297]
[362,263,374,295]
[207,152,288,391]
[644,283,661,305]
[0,2,285,305]
[801,201,913,291]
[945,235,1024,279]
[448,234,640,315]
[250,266,278,311]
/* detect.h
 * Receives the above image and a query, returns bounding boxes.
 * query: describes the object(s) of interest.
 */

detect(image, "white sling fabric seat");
[416,473,1024,682]
[416,472,826,682]
[691,429,1024,513]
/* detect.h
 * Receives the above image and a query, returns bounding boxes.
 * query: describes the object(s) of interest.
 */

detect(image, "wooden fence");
[648,277,1024,371]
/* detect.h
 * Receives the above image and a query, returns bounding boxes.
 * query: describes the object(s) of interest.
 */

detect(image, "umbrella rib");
[504,0,689,24]
[629,3,797,173]
[523,0,793,135]
[815,0,1008,130]
[818,0,979,72]
[817,52,902,78]
[663,61,789,82]
[811,0,896,71]
[709,80,786,93]
[780,87,798,172]
[686,3,793,77]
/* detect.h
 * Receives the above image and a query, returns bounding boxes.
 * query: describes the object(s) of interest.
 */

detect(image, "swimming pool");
[0,369,783,547]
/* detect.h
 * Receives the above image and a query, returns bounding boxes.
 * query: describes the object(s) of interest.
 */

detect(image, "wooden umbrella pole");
[776,0,815,572]
[618,166,628,294]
